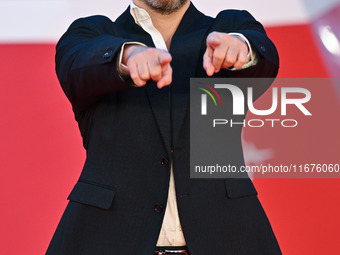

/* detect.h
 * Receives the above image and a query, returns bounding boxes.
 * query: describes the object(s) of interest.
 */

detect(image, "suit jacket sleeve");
[55,15,133,111]
[212,10,279,78]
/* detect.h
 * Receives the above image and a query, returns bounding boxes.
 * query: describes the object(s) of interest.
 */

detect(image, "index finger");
[203,48,215,76]
[157,63,172,89]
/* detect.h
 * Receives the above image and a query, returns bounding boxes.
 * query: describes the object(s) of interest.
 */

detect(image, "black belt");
[154,246,189,255]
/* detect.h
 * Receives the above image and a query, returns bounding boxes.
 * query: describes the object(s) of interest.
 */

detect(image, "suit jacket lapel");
[114,6,154,45]
[149,3,213,151]
[169,4,212,147]
[114,4,213,153]
[115,7,172,153]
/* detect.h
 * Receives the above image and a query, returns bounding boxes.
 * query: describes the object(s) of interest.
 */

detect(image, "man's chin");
[143,0,189,14]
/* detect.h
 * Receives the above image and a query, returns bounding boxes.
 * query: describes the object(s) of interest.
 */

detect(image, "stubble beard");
[142,0,189,14]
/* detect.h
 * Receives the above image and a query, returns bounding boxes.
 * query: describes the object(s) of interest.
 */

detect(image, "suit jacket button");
[161,158,169,167]
[154,204,163,213]
[103,50,113,59]
[259,44,266,53]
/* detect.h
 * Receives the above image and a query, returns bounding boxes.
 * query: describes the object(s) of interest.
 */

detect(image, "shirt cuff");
[117,41,147,75]
[228,32,258,70]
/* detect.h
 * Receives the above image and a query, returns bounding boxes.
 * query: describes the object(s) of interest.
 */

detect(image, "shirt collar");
[130,0,151,25]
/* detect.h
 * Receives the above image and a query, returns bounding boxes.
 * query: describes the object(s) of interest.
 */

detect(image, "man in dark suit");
[47,0,281,254]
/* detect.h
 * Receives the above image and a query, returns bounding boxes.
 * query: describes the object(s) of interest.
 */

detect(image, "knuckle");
[140,73,150,80]
[214,54,224,62]
[130,73,139,80]
[223,59,233,67]
[235,63,243,69]
[150,72,161,80]
[226,56,236,64]
[223,62,232,69]
[238,54,247,63]
[239,58,247,65]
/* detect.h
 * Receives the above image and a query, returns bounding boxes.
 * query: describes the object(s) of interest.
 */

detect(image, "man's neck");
[133,0,190,49]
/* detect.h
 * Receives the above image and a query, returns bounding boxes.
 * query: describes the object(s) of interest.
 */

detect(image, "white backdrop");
[1,0,338,43]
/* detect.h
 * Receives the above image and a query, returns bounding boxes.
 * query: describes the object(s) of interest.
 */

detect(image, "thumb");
[159,51,172,66]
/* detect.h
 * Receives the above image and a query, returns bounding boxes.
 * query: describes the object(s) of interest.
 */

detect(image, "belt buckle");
[164,250,189,255]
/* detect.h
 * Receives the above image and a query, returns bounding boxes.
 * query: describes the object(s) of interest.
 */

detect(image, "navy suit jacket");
[47,3,281,255]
